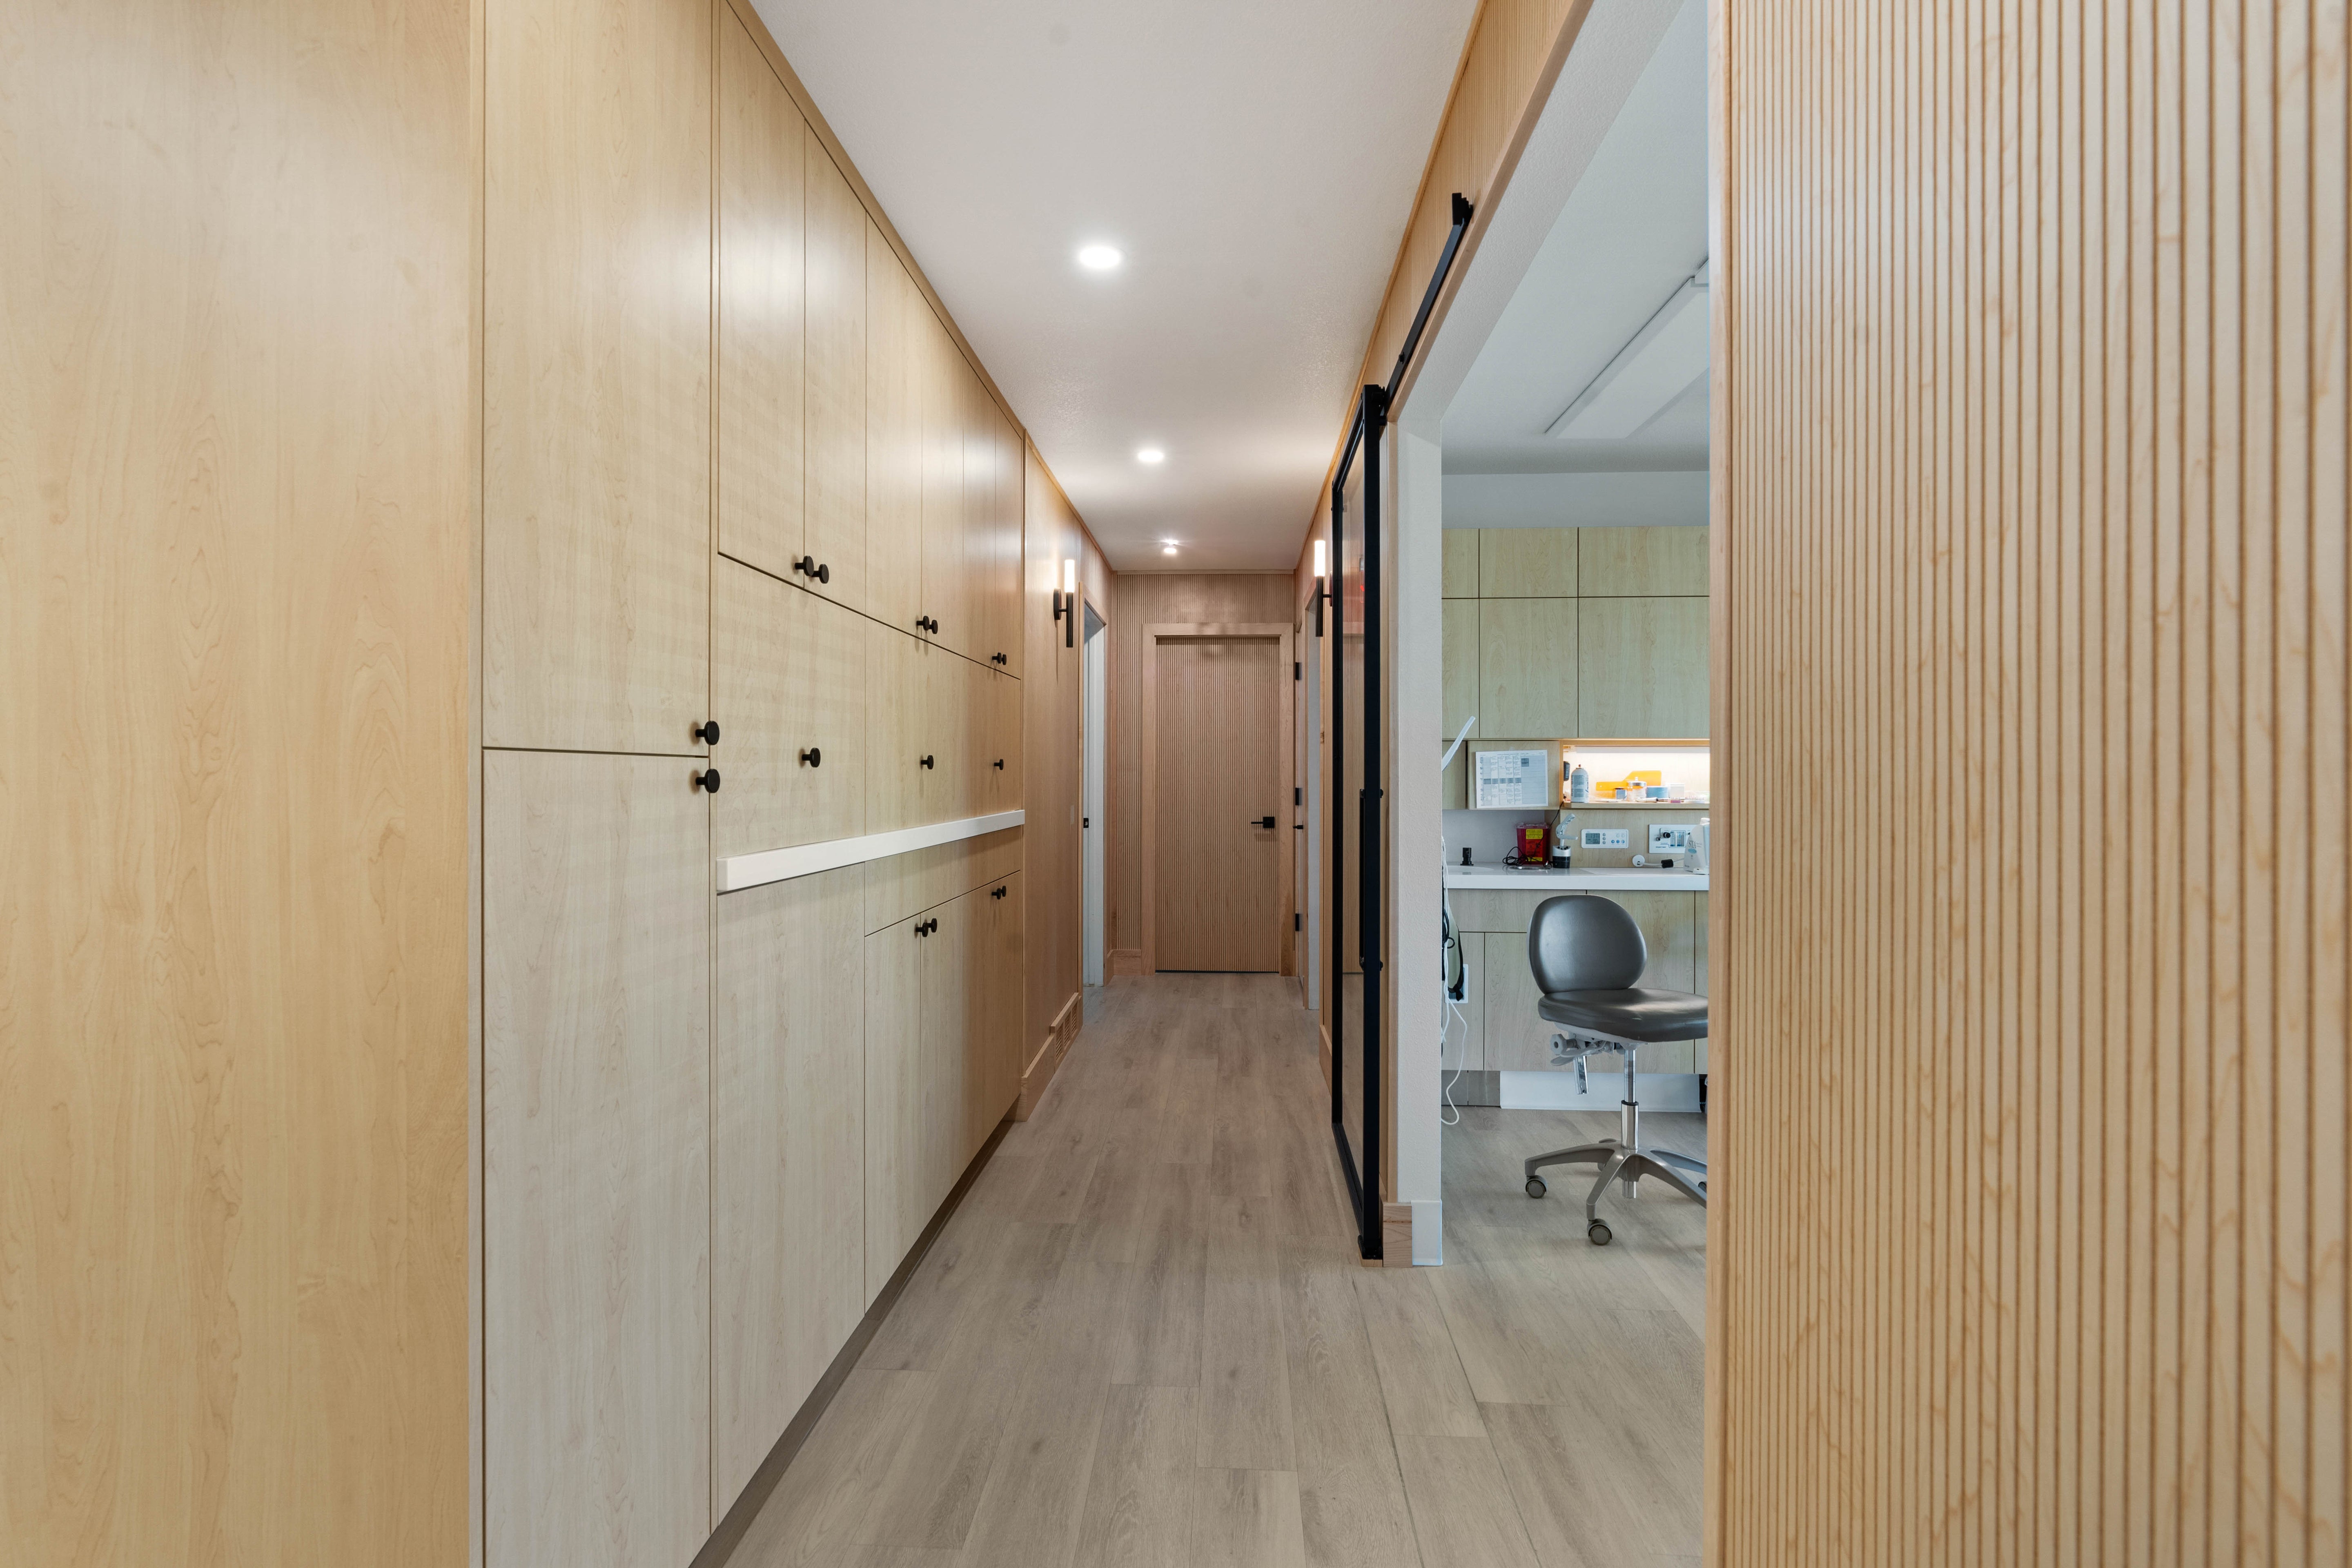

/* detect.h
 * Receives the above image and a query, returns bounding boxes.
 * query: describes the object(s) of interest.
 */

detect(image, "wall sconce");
[1052,558,1078,647]
[1310,537,1330,637]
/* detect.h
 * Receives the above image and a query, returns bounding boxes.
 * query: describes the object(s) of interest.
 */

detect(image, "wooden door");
[712,865,864,1512]
[919,642,972,823]
[865,619,924,834]
[862,913,920,1302]
[801,144,866,613]
[1148,633,1285,971]
[863,235,922,634]
[715,11,802,581]
[982,873,1025,1138]
[919,315,974,658]
[928,890,984,1179]
[713,557,866,857]
[485,0,710,754]
[484,750,709,1568]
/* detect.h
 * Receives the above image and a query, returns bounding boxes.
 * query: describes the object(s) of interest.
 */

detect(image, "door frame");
[1139,621,1295,975]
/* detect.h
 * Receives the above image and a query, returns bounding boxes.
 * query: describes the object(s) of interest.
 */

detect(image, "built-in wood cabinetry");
[1441,527,1708,806]
[481,2,1029,1563]
[714,557,868,856]
[712,865,866,1511]
[484,0,713,756]
[483,750,711,1568]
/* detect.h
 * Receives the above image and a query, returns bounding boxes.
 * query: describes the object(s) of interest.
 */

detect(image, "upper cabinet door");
[715,14,804,583]
[802,147,867,615]
[485,0,710,754]
[864,238,923,635]
[484,750,710,1568]
[920,314,978,659]
[985,403,1024,677]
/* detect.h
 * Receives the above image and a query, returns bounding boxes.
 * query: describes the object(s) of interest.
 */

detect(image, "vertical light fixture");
[1054,558,1078,647]
[1311,536,1330,637]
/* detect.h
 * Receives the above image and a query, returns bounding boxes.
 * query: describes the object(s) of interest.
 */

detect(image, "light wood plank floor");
[722,974,1706,1568]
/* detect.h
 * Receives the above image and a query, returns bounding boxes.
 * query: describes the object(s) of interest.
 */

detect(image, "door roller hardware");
[693,719,720,745]
[798,747,822,768]
[694,768,722,793]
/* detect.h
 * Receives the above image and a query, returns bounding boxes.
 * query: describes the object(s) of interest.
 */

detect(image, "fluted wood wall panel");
[1710,2,2347,1563]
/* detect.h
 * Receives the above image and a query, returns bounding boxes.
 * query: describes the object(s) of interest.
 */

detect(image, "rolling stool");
[1519,895,1708,1245]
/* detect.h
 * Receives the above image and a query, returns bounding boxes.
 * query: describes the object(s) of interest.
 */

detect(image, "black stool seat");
[1537,987,1711,1041]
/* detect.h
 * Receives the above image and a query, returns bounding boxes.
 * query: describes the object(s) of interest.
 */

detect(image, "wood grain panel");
[483,751,709,1568]
[716,10,804,582]
[713,557,867,856]
[802,146,867,614]
[866,236,924,635]
[1575,597,1707,739]
[1475,598,1577,739]
[1574,525,1707,597]
[713,865,865,1513]
[1441,599,1481,743]
[0,1,473,1558]
[1442,529,1481,598]
[1476,528,1578,597]
[1022,448,1099,1106]
[863,913,927,1303]
[1710,1,2350,1560]
[484,0,710,753]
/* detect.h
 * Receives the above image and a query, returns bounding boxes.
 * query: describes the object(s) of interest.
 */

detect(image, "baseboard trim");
[693,1114,1014,1568]
[1380,1203,1414,1268]
[1016,992,1082,1120]
[1318,1023,1332,1089]
[1107,947,1146,976]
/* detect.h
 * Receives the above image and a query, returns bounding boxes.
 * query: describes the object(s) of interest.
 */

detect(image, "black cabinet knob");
[991,651,1007,665]
[991,885,1006,900]
[815,561,829,583]
[916,615,939,634]
[920,754,935,770]
[693,719,720,745]
[993,758,1004,771]
[799,747,822,768]
[793,556,832,584]
[695,768,722,793]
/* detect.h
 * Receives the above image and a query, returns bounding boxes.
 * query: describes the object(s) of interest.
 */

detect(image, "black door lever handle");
[1249,816,1276,830]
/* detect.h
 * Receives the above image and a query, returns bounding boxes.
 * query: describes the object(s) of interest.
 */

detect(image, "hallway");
[722,975,1706,1568]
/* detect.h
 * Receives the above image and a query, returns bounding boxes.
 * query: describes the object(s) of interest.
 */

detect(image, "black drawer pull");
[916,615,939,634]
[799,747,822,768]
[693,719,720,745]
[695,768,722,793]
[991,885,1007,900]
[920,754,935,770]
[993,758,1004,771]
[793,555,831,584]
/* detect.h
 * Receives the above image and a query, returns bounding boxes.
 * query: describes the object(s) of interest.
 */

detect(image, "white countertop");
[1443,866,1709,893]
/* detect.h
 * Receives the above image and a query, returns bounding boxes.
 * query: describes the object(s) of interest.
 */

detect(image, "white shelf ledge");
[718,809,1025,894]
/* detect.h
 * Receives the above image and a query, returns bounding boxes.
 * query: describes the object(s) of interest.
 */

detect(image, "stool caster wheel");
[1587,1220,1613,1247]
[1525,1176,1547,1199]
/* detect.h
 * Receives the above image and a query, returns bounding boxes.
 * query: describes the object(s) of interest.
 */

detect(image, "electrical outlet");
[1649,824,1695,854]
[1581,827,1631,849]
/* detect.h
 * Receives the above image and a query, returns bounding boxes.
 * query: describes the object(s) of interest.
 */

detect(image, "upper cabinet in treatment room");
[485,0,712,756]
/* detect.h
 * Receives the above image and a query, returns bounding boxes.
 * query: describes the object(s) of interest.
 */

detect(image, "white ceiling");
[1441,0,1708,485]
[751,0,1479,572]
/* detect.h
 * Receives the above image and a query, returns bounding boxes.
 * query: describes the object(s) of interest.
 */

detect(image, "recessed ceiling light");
[1161,541,1179,555]
[1077,243,1123,272]
[1136,446,1165,465]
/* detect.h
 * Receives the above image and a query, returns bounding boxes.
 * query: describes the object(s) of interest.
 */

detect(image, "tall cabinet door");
[714,558,866,857]
[864,238,923,636]
[485,0,711,754]
[866,620,927,835]
[713,866,864,1512]
[864,912,927,1301]
[978,874,1024,1149]
[922,645,974,823]
[927,891,984,1189]
[484,751,710,1568]
[984,404,1024,676]
[803,145,867,614]
[919,317,975,659]
[715,11,803,581]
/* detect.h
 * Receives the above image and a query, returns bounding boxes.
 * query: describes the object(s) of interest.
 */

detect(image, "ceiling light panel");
[1547,268,1710,441]
[1077,243,1123,271]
